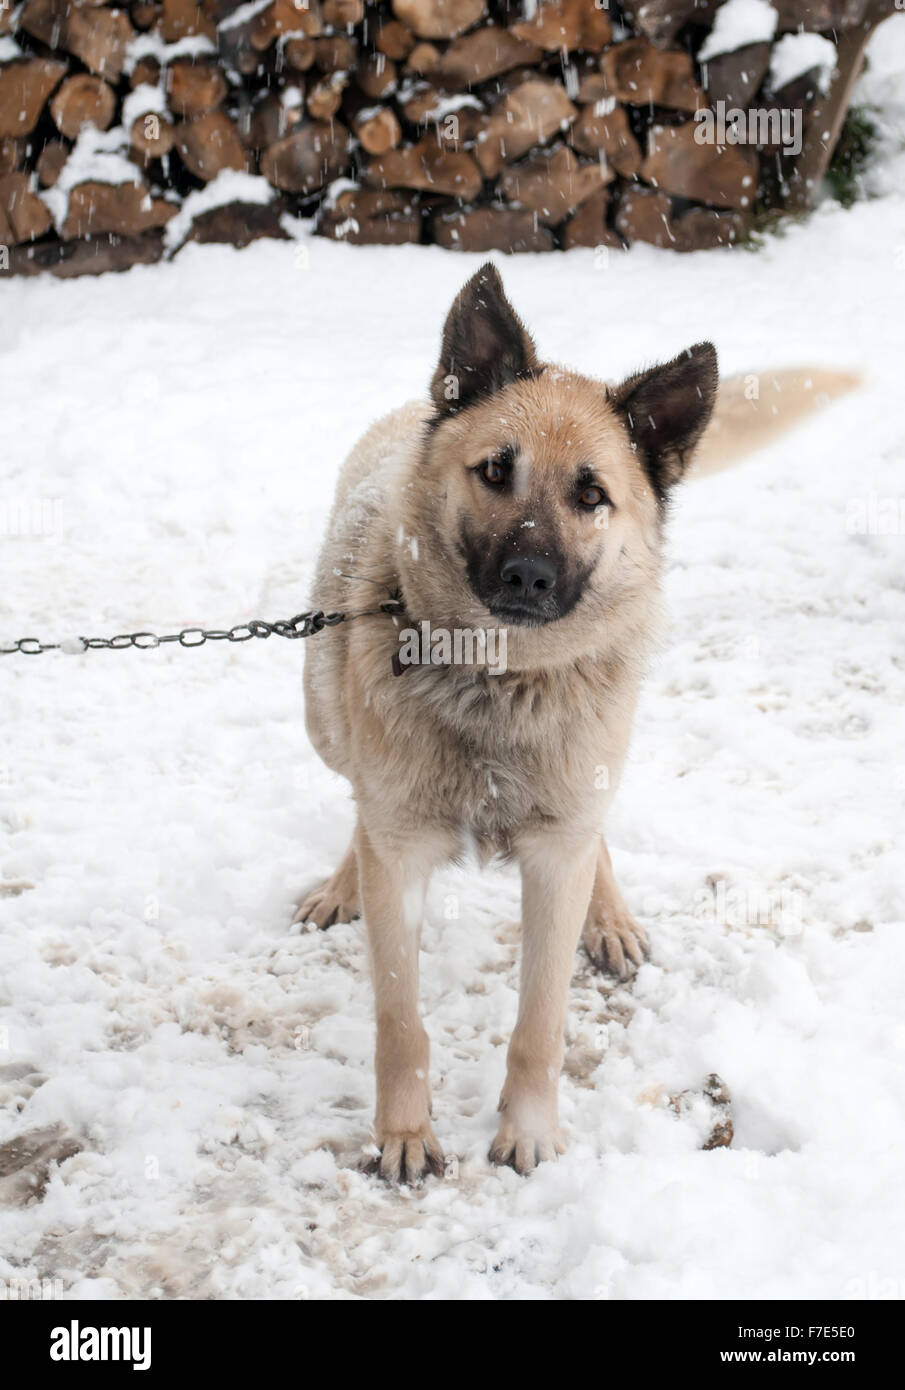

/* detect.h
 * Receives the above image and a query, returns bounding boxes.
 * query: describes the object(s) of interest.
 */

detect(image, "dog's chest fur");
[356,646,637,851]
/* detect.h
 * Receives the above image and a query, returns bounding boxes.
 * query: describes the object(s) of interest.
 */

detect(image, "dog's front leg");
[357,820,449,1184]
[491,829,598,1175]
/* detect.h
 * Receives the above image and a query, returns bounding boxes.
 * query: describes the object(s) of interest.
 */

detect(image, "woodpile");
[0,0,895,276]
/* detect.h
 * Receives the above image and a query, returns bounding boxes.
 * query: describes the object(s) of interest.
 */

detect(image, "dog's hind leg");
[293,836,361,929]
[582,837,648,980]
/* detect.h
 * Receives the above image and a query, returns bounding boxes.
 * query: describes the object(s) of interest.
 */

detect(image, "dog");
[296,264,857,1182]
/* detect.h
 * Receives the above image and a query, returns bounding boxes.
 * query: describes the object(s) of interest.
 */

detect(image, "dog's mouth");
[484,598,560,628]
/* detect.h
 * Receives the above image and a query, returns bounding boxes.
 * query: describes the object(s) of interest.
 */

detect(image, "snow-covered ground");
[1,21,904,1301]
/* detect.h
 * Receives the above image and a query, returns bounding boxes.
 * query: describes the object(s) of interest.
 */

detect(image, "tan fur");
[297,271,858,1181]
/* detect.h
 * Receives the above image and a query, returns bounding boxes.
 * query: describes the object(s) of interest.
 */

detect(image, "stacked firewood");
[0,0,893,276]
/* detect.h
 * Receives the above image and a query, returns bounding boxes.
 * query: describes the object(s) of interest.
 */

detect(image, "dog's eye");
[578,485,606,509]
[479,459,506,486]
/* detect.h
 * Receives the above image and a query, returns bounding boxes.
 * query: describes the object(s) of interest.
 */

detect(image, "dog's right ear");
[430,263,538,417]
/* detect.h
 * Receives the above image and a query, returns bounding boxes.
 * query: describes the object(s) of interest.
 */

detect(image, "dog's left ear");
[430,263,538,417]
[611,342,718,499]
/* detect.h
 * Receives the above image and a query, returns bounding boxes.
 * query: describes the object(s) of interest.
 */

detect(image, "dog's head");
[398,264,718,665]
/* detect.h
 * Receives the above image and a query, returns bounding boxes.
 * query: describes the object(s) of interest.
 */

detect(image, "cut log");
[376,19,416,60]
[620,0,720,47]
[175,110,248,180]
[433,204,554,252]
[131,57,162,89]
[36,139,69,187]
[613,182,749,250]
[131,2,160,30]
[260,121,351,193]
[285,37,316,72]
[0,59,68,139]
[307,71,348,120]
[754,71,822,156]
[475,78,576,179]
[166,60,227,118]
[321,0,364,21]
[772,0,871,28]
[240,91,298,151]
[701,43,772,109]
[66,8,136,82]
[602,38,705,112]
[641,120,759,209]
[175,199,289,250]
[391,0,486,41]
[365,132,483,199]
[353,106,403,156]
[613,184,675,246]
[61,179,178,238]
[511,0,612,54]
[130,111,177,159]
[432,28,543,87]
[561,187,623,248]
[250,0,322,51]
[406,43,442,75]
[50,75,117,138]
[160,0,217,41]
[357,54,398,100]
[401,85,485,138]
[2,230,165,279]
[572,57,609,104]
[670,205,750,251]
[0,171,53,243]
[570,101,642,177]
[317,187,421,244]
[498,143,612,224]
[18,0,66,49]
[314,35,357,72]
[0,137,24,175]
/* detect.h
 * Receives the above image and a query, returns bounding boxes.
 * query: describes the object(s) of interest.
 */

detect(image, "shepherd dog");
[296,264,857,1182]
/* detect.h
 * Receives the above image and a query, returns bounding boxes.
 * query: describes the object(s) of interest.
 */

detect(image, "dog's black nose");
[500,554,557,596]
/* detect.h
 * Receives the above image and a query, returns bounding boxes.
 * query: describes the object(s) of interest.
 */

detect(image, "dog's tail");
[691,367,861,478]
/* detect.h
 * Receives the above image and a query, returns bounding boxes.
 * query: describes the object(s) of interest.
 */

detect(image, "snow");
[123,33,216,76]
[768,33,838,96]
[699,0,778,63]
[0,19,904,1302]
[219,0,273,31]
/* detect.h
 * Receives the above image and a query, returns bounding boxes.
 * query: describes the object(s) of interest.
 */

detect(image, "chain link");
[0,599,405,657]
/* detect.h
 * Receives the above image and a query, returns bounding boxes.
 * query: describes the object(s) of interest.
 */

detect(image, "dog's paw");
[489,1122,565,1176]
[583,910,648,980]
[362,1126,445,1186]
[293,873,361,930]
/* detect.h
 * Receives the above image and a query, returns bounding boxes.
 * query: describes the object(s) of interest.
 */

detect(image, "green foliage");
[737,207,807,253]
[826,105,880,209]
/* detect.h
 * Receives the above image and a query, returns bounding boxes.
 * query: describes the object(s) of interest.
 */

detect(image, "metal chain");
[0,598,405,657]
